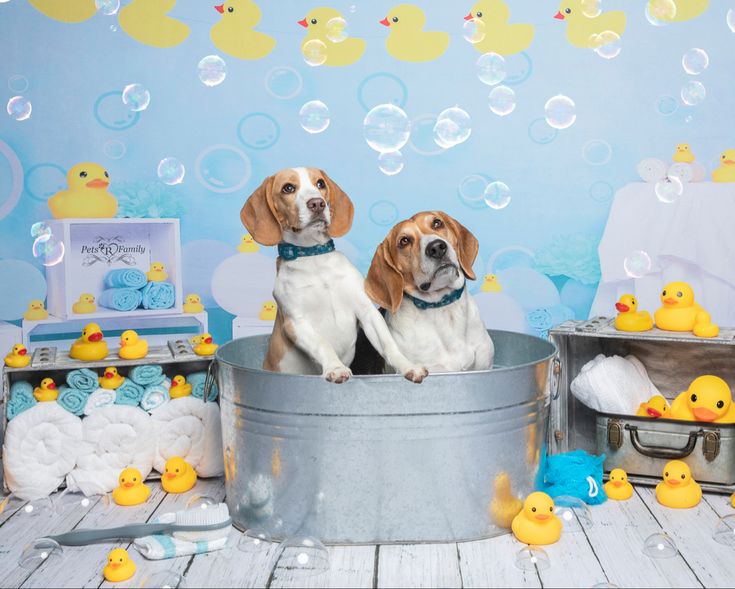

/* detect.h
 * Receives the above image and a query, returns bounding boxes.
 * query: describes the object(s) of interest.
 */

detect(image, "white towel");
[83,388,116,416]
[133,512,231,560]
[150,397,224,477]
[3,403,83,500]
[637,158,667,182]
[140,378,171,413]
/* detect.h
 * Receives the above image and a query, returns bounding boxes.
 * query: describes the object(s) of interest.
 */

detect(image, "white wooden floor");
[1,478,733,588]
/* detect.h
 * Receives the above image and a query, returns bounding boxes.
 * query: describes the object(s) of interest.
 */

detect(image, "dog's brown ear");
[321,169,354,238]
[241,176,282,246]
[365,240,405,313]
[439,211,478,280]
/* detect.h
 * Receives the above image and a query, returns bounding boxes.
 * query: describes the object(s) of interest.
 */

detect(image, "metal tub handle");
[550,356,561,400]
[624,424,700,460]
[203,361,218,403]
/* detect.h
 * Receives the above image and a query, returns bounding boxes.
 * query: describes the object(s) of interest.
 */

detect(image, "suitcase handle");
[624,424,699,459]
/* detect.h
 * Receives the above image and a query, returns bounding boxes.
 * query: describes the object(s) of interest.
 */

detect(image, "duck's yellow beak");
[534,513,550,521]
[692,407,718,421]
[663,298,678,306]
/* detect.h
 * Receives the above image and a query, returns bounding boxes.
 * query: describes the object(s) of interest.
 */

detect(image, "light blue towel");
[115,379,145,406]
[99,288,144,312]
[129,364,165,386]
[57,386,88,416]
[141,281,175,310]
[104,268,147,289]
[65,368,99,393]
[7,381,37,420]
[188,371,218,401]
[140,383,170,412]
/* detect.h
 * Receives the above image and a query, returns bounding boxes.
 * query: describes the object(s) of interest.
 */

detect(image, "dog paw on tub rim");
[324,364,353,384]
[403,366,428,384]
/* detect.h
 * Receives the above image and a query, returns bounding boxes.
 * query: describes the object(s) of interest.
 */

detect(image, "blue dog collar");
[404,283,466,310]
[278,239,335,261]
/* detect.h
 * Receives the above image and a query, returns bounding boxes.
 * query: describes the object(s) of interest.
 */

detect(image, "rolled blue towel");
[99,288,144,312]
[104,268,147,289]
[57,386,88,416]
[115,379,145,406]
[140,383,170,412]
[129,364,165,386]
[66,368,99,393]
[188,371,218,401]
[7,381,37,420]
[141,281,175,310]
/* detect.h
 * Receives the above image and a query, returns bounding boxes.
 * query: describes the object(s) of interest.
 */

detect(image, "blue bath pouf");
[537,449,607,505]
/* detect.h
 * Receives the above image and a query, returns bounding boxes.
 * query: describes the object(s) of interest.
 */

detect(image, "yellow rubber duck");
[712,149,735,183]
[490,472,523,527]
[99,367,125,390]
[673,143,695,163]
[48,163,117,219]
[480,274,502,293]
[655,460,701,509]
[72,293,97,314]
[161,456,197,494]
[28,0,96,23]
[190,334,205,346]
[211,0,275,60]
[169,375,193,399]
[119,0,191,48]
[33,378,58,402]
[23,300,49,321]
[298,7,366,66]
[647,0,709,23]
[669,375,735,423]
[112,467,151,507]
[259,301,277,321]
[636,394,671,419]
[193,333,218,356]
[5,344,31,368]
[614,294,653,332]
[70,323,109,362]
[603,468,634,501]
[653,281,719,337]
[118,330,148,360]
[183,294,204,314]
[554,0,626,48]
[146,262,168,282]
[238,233,260,253]
[103,548,136,583]
[464,0,534,55]
[380,4,449,62]
[511,492,562,545]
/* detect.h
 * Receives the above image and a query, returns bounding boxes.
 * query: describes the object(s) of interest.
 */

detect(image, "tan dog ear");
[321,169,354,238]
[241,176,282,246]
[439,212,479,280]
[365,241,404,313]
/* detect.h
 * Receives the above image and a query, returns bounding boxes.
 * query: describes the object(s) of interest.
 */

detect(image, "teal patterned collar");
[278,239,335,261]
[404,282,466,310]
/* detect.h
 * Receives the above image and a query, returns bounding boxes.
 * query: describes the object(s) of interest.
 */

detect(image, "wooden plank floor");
[1,478,733,588]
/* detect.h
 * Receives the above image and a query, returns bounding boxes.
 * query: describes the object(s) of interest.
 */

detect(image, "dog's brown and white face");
[241,167,354,246]
[365,211,479,313]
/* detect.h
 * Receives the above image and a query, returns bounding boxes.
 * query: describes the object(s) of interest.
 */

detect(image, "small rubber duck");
[183,294,204,314]
[259,301,277,321]
[669,375,735,423]
[5,344,31,368]
[603,468,634,501]
[655,460,702,509]
[614,294,653,332]
[654,281,718,337]
[299,7,366,66]
[647,0,709,23]
[211,0,276,60]
[23,299,49,321]
[112,467,151,507]
[99,367,125,390]
[146,262,168,282]
[193,333,218,356]
[33,377,58,402]
[119,0,191,48]
[161,456,197,494]
[480,274,502,293]
[118,330,148,360]
[636,394,671,418]
[238,233,260,253]
[464,0,535,55]
[48,163,117,219]
[69,323,109,361]
[169,375,193,399]
[511,492,562,545]
[103,548,136,583]
[554,0,626,49]
[28,0,96,23]
[380,4,449,62]
[712,149,735,183]
[673,143,695,163]
[72,293,97,314]
[490,472,523,528]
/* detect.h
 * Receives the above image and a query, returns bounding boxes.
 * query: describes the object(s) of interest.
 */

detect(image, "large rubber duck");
[48,163,117,219]
[654,281,719,337]
[99,367,125,390]
[119,0,191,48]
[614,294,653,332]
[146,262,168,282]
[112,467,151,507]
[28,0,96,23]
[33,378,58,402]
[511,492,562,545]
[183,294,204,314]
[118,330,148,360]
[298,7,366,66]
[69,323,109,361]
[23,300,49,321]
[603,468,634,501]
[673,143,695,163]
[554,0,626,48]
[169,375,192,399]
[103,548,136,583]
[464,0,534,55]
[636,394,671,418]
[712,149,735,183]
[72,293,97,314]
[5,344,31,368]
[669,375,735,423]
[238,233,259,253]
[480,274,502,293]
[161,456,197,494]
[647,0,709,23]
[259,301,277,321]
[211,0,275,60]
[655,460,701,509]
[490,472,523,528]
[380,4,449,62]
[193,333,218,356]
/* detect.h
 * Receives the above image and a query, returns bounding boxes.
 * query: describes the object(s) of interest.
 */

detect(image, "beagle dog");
[365,211,494,372]
[241,167,428,384]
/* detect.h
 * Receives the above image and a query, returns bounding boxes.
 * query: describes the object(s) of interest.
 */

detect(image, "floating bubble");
[643,532,678,559]
[94,90,140,130]
[590,181,614,203]
[484,181,511,210]
[349,4,357,13]
[103,139,126,160]
[378,150,404,176]
[157,157,185,185]
[504,52,533,86]
[656,95,678,116]
[369,200,399,226]
[554,495,593,533]
[363,104,410,153]
[488,85,516,116]
[25,163,67,201]
[583,140,612,165]
[581,0,602,17]
[237,528,273,554]
[95,0,119,16]
[477,53,506,86]
[655,176,683,203]
[463,18,485,44]
[458,174,489,209]
[237,113,280,150]
[645,0,676,26]
[110,24,117,32]
[591,30,621,59]
[265,67,303,100]
[433,106,471,148]
[277,536,330,577]
[682,48,709,75]
[19,497,55,517]
[408,114,446,156]
[303,39,327,67]
[514,546,550,571]
[7,96,31,121]
[299,100,330,134]
[528,118,558,144]
[31,222,51,239]
[33,234,65,266]
[8,75,28,93]
[729,9,735,33]
[545,95,576,130]
[198,55,227,87]
[186,495,217,512]
[357,73,408,111]
[713,514,735,547]
[195,144,252,194]
[55,489,110,514]
[623,250,652,278]
[138,570,185,588]
[325,16,349,42]
[681,81,706,106]
[19,538,63,570]
[121,83,150,112]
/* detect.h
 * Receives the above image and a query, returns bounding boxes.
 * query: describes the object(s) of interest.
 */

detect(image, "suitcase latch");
[607,419,624,450]
[702,430,721,462]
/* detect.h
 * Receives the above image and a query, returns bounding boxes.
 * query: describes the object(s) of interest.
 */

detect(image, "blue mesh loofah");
[537,449,608,505]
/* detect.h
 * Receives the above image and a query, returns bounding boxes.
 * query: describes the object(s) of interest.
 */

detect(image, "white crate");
[44,218,183,319]
[232,316,274,339]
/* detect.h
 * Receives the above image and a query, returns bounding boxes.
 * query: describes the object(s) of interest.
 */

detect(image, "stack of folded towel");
[57,368,103,416]
[6,381,37,420]
[98,268,175,312]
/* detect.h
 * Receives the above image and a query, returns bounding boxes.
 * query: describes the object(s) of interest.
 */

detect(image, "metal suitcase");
[549,317,735,494]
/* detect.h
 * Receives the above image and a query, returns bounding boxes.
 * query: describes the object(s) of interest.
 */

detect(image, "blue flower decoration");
[533,233,601,285]
[111,181,185,218]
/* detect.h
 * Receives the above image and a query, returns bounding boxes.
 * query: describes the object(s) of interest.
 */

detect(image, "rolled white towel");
[637,158,668,182]
[84,388,116,416]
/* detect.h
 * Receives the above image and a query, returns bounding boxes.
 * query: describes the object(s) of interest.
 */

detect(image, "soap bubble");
[528,118,558,144]
[55,489,111,514]
[655,176,683,203]
[103,139,126,160]
[728,9,735,32]
[363,104,410,153]
[484,181,511,210]
[643,532,678,558]
[504,52,533,86]
[195,144,251,193]
[299,100,330,134]
[591,31,621,59]
[433,107,471,148]
[31,222,51,239]
[646,0,676,26]
[623,250,652,278]
[477,53,506,86]
[186,495,217,511]
[265,66,303,99]
[138,571,185,588]
[157,157,185,185]
[713,514,735,547]
[463,18,485,44]
[357,72,408,111]
[583,140,612,165]
[198,55,227,87]
[237,113,280,150]
[25,163,67,201]
[681,81,706,106]
[110,24,117,32]
[18,538,63,569]
[408,114,446,156]
[95,0,119,15]
[590,181,614,203]
[514,546,550,571]
[369,200,399,226]
[122,83,150,112]
[656,95,678,116]
[19,497,55,517]
[303,39,327,67]
[488,86,516,116]
[277,536,330,577]
[8,75,29,93]
[554,495,593,533]
[377,150,404,175]
[545,95,576,130]
[682,48,709,75]
[458,174,489,209]
[325,17,349,42]
[33,234,65,266]
[94,90,140,130]
[7,96,31,121]
[237,528,273,554]
[581,0,602,17]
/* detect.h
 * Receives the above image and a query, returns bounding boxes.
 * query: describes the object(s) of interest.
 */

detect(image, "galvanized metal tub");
[215,329,556,544]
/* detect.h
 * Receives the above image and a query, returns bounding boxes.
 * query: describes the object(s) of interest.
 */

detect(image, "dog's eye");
[316,179,326,189]
[398,236,411,248]
[282,183,295,194]
[432,218,443,229]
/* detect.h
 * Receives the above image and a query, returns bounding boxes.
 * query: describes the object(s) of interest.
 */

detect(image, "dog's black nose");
[425,239,447,259]
[307,198,326,213]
